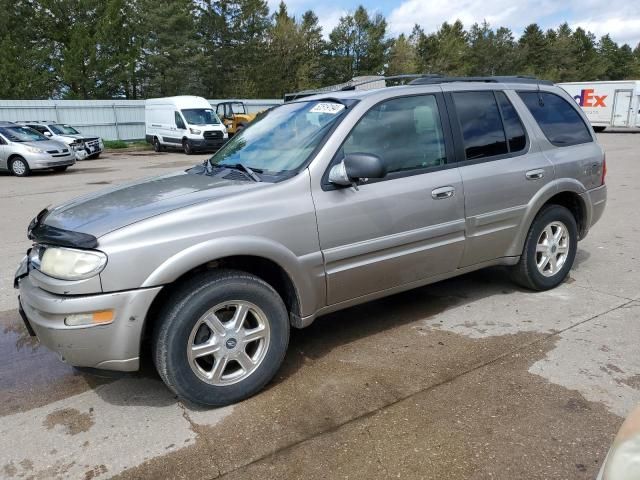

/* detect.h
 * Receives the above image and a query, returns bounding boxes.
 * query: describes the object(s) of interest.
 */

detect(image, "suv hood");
[42,170,268,238]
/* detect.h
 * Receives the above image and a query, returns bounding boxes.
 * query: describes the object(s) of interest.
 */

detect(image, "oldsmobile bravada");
[15,76,607,406]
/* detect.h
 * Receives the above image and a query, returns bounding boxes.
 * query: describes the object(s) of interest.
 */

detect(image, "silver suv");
[15,77,607,406]
[0,122,76,176]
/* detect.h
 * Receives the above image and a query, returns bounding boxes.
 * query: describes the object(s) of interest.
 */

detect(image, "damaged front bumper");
[15,271,161,372]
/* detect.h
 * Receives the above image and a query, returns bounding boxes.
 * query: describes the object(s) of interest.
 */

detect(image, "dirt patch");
[84,464,108,480]
[43,408,95,435]
[621,374,640,389]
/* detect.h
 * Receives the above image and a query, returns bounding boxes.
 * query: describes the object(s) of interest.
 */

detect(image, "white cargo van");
[559,81,640,131]
[145,96,228,154]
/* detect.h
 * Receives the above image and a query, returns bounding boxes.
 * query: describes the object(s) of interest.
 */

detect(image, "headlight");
[25,146,44,153]
[190,128,202,135]
[37,246,107,280]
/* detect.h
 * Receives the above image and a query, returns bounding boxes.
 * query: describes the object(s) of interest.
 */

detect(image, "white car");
[19,121,104,160]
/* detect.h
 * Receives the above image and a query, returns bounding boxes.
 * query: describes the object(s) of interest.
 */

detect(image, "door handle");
[431,186,455,200]
[525,169,545,180]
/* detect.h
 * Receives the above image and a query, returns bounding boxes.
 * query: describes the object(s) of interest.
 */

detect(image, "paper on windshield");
[309,103,345,114]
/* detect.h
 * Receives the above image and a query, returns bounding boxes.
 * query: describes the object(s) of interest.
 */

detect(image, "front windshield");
[0,126,47,142]
[49,124,80,135]
[230,103,246,114]
[209,100,347,174]
[182,109,221,125]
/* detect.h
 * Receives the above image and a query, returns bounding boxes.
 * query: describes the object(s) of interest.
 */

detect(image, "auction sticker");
[310,103,345,114]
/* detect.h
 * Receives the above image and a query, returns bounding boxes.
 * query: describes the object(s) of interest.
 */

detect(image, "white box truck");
[559,81,640,132]
[145,96,228,154]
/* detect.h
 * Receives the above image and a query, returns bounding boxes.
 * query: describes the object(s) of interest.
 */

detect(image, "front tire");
[511,204,578,291]
[153,270,290,407]
[183,139,194,155]
[9,156,30,177]
[53,166,68,172]
[593,126,606,133]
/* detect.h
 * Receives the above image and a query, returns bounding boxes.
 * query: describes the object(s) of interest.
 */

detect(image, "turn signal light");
[64,310,114,326]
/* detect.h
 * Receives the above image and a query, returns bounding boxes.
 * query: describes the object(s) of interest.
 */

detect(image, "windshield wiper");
[225,163,262,182]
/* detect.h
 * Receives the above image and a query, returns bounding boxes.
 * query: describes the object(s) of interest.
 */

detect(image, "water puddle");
[0,310,111,417]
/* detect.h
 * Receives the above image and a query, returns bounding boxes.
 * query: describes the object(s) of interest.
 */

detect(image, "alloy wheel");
[535,221,570,277]
[187,301,271,386]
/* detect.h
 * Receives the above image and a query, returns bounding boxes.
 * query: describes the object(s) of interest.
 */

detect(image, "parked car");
[18,121,104,160]
[0,122,75,176]
[145,96,228,154]
[15,76,606,407]
[559,80,640,132]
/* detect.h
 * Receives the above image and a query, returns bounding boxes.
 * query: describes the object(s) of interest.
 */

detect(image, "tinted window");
[453,91,508,160]
[342,95,447,174]
[518,91,592,146]
[495,91,526,152]
[29,125,49,134]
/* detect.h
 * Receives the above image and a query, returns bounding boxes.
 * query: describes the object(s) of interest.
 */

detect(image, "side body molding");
[140,235,324,317]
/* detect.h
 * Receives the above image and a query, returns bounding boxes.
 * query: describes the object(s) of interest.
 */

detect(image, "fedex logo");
[574,89,607,107]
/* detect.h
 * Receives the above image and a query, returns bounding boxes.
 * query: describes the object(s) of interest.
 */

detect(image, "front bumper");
[25,152,75,170]
[17,275,161,371]
[191,137,226,150]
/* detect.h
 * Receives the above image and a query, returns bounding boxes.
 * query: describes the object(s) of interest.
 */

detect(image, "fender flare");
[506,179,589,257]
[140,236,320,316]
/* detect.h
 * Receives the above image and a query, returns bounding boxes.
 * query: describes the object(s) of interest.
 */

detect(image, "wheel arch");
[141,253,306,355]
[140,236,321,327]
[507,179,590,257]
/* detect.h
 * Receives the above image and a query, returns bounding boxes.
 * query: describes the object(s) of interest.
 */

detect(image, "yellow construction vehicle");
[215,101,257,136]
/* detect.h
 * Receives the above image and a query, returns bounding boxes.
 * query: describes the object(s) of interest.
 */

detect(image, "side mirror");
[44,131,52,137]
[329,153,386,187]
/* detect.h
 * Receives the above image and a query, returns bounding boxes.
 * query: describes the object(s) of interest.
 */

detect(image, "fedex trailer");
[559,81,640,131]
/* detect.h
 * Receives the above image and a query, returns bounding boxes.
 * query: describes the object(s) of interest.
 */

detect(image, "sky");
[267,0,640,48]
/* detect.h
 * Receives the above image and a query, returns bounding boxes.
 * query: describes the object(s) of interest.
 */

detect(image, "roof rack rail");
[409,75,553,86]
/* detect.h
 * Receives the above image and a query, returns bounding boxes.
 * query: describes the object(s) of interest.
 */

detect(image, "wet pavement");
[0,135,639,479]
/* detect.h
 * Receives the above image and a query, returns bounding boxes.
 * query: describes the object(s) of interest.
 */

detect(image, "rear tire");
[153,270,290,407]
[153,137,163,152]
[9,156,30,177]
[511,204,578,291]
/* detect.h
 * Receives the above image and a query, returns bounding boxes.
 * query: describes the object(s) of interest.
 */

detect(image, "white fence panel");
[0,99,283,140]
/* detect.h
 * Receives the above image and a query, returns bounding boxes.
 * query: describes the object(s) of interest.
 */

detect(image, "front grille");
[204,131,223,139]
[47,159,72,166]
[85,139,100,149]
[46,150,59,154]
[51,153,71,158]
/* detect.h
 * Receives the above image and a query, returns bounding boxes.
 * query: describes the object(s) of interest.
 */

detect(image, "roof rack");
[409,75,553,86]
[283,74,553,102]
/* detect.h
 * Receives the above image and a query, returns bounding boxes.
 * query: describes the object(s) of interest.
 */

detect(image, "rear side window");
[517,91,592,146]
[495,91,526,152]
[452,91,508,160]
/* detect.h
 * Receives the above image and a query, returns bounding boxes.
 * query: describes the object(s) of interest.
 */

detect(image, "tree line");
[1,0,639,100]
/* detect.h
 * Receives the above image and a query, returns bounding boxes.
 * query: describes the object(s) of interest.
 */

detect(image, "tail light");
[601,154,607,186]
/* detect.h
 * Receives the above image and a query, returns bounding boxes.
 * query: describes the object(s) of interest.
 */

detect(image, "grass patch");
[104,140,151,150]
